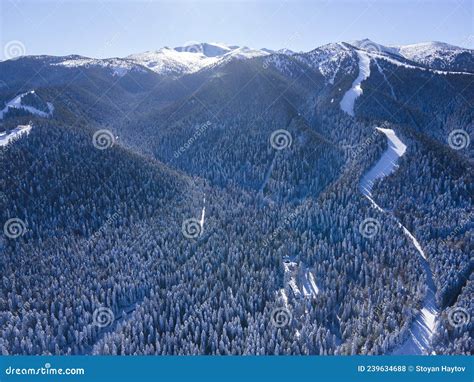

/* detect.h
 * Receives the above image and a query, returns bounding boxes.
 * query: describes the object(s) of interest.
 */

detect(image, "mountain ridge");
[3,39,472,77]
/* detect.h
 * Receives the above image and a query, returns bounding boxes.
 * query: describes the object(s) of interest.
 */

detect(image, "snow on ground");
[223,46,268,60]
[0,124,32,146]
[350,39,473,75]
[374,59,397,99]
[128,48,220,75]
[53,57,145,77]
[392,268,438,355]
[199,197,206,229]
[399,224,427,261]
[340,51,371,116]
[394,41,470,70]
[283,260,301,297]
[296,42,352,84]
[279,288,289,307]
[366,51,473,76]
[305,271,320,297]
[128,44,269,76]
[282,259,319,299]
[359,127,438,355]
[0,91,53,120]
[360,128,406,197]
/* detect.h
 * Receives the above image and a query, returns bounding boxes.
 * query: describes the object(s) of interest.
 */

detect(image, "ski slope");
[128,43,269,76]
[0,91,53,120]
[360,128,406,197]
[199,197,206,229]
[340,51,370,116]
[0,124,32,146]
[359,127,438,355]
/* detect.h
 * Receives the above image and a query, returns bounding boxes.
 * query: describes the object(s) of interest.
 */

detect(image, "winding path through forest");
[359,127,439,355]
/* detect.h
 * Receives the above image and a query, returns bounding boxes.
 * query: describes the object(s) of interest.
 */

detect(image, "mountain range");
[4,39,470,80]
[0,38,472,356]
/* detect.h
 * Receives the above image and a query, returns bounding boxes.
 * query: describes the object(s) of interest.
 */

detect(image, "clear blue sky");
[1,0,472,59]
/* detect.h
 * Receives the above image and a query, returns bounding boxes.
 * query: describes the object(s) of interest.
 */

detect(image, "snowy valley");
[0,37,472,357]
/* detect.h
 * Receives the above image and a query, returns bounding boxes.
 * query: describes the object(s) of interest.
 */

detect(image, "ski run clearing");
[359,127,439,355]
[340,51,370,116]
[0,124,32,147]
[360,128,406,197]
[0,90,54,120]
[199,197,206,229]
[339,45,471,117]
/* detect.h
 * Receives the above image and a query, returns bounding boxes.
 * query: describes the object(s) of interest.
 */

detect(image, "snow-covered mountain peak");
[127,47,220,76]
[348,39,400,56]
[276,48,296,55]
[173,42,233,57]
[293,42,355,83]
[395,41,463,54]
[393,41,472,69]
[222,46,269,60]
[51,56,148,77]
[347,39,473,72]
[127,43,269,76]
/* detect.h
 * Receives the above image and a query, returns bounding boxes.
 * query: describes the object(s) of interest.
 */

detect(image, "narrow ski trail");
[340,50,370,116]
[359,127,438,355]
[200,196,206,229]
